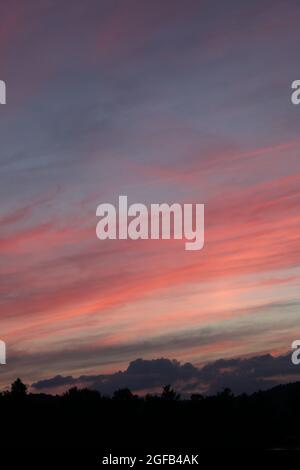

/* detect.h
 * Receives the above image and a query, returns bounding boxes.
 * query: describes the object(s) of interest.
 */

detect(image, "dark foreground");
[1,379,300,451]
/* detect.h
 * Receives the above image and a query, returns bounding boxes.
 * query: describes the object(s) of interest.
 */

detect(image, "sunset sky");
[1,0,300,392]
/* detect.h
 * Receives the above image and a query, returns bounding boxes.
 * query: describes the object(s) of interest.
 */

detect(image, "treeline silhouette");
[1,378,300,449]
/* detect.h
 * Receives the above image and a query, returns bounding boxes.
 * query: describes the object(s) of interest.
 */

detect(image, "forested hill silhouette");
[1,377,300,449]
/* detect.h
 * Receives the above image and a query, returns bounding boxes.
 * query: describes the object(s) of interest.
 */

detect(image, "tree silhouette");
[63,386,101,402]
[10,378,27,398]
[113,388,136,400]
[191,393,204,401]
[161,385,180,401]
[218,387,234,400]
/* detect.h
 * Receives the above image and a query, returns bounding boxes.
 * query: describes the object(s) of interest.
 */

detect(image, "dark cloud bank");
[32,352,300,396]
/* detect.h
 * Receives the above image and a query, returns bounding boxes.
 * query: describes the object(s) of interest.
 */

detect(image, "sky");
[1,0,300,393]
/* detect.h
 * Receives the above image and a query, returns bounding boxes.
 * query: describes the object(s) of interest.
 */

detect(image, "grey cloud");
[32,352,300,396]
